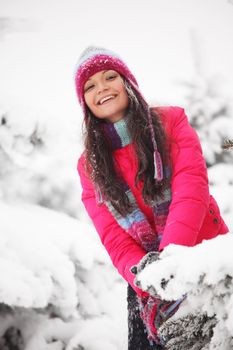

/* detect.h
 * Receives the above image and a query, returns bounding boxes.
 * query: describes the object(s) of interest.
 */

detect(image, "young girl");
[74,46,229,349]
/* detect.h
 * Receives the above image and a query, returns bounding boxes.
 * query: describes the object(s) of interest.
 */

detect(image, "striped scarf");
[96,117,186,346]
[100,116,172,253]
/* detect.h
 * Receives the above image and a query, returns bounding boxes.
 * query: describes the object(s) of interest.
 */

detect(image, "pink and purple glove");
[131,251,186,346]
[138,294,186,345]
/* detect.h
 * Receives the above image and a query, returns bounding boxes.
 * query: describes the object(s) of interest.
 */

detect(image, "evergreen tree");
[0,105,83,219]
[180,29,233,167]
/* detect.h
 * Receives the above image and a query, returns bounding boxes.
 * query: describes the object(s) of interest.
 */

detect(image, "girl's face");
[83,70,129,123]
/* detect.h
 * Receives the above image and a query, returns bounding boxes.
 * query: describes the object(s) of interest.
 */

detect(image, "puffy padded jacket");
[77,106,229,296]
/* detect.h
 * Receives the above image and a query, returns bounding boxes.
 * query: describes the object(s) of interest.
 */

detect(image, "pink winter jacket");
[77,106,229,297]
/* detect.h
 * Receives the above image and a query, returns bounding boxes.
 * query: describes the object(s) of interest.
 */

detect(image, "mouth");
[97,95,116,105]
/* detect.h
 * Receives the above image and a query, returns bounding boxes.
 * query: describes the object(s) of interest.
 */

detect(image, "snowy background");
[0,0,233,349]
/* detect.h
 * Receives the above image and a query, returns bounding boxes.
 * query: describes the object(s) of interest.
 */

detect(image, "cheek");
[121,89,129,106]
[115,81,128,103]
[84,94,94,111]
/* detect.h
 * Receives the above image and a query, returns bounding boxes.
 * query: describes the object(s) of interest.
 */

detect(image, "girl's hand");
[131,251,187,346]
[131,251,160,276]
[138,294,187,346]
[131,251,160,295]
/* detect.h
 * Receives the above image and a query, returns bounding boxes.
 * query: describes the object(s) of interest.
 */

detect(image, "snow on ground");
[0,200,127,350]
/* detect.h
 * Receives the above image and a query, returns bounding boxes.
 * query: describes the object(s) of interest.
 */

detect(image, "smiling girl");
[74,46,229,349]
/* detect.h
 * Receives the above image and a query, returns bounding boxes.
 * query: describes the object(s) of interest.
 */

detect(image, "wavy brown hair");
[83,80,170,216]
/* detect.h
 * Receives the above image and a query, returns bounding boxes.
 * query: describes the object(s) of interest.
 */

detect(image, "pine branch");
[221,139,233,150]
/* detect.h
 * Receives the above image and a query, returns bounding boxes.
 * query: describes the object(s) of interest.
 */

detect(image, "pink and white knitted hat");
[74,46,140,114]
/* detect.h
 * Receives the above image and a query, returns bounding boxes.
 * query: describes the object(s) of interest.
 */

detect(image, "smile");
[98,95,116,105]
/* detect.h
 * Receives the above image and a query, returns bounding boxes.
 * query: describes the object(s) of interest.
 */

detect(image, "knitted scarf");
[97,117,185,346]
[100,116,172,253]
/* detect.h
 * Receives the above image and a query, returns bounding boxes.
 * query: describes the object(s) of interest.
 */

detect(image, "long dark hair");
[83,80,170,216]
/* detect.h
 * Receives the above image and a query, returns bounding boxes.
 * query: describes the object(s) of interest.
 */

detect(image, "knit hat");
[74,46,163,182]
[74,46,141,114]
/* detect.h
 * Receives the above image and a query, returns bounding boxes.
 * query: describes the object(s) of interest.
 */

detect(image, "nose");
[96,80,109,94]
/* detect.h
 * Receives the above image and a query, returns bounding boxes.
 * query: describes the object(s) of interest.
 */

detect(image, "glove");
[131,251,160,276]
[137,294,185,345]
[131,252,186,346]
[131,251,160,295]
[157,311,217,350]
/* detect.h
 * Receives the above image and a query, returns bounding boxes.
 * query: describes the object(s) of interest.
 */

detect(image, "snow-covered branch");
[0,201,127,350]
[137,233,233,349]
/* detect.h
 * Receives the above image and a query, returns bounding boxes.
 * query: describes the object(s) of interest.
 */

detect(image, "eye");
[84,84,94,93]
[105,70,118,81]
[106,74,117,80]
[108,75,116,79]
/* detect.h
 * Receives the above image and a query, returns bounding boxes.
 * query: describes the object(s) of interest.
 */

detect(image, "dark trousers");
[127,284,164,350]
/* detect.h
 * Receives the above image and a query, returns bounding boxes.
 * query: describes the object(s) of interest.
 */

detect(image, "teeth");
[99,95,115,105]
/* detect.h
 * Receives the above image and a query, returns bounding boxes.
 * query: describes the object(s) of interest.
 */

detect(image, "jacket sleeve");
[77,154,148,297]
[159,106,210,250]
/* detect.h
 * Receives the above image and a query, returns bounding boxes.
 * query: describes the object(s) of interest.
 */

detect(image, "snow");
[137,233,233,349]
[0,201,127,349]
[0,0,233,348]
